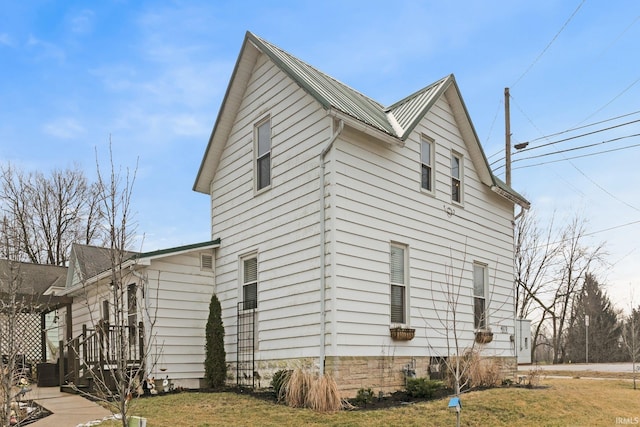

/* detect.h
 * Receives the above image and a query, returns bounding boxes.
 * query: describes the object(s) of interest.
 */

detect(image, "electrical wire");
[527,109,640,144]
[489,118,640,166]
[511,0,587,88]
[510,141,640,170]
[512,133,640,163]
[575,75,640,126]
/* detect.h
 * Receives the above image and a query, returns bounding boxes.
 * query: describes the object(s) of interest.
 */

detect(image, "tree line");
[515,210,640,365]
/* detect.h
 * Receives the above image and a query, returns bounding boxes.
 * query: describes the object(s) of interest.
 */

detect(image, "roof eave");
[131,239,221,263]
[328,108,404,147]
[193,32,259,194]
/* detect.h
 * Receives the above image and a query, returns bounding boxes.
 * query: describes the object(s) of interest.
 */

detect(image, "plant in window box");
[390,325,416,341]
[475,329,493,344]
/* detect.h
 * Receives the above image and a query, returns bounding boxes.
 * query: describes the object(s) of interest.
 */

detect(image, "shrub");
[271,369,291,401]
[282,369,342,412]
[353,388,375,406]
[204,293,226,388]
[405,378,443,398]
[467,352,504,388]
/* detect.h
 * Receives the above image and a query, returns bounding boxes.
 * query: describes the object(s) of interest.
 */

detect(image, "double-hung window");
[451,153,462,203]
[243,256,258,310]
[390,244,408,324]
[127,283,138,340]
[421,137,434,192]
[255,118,271,191]
[473,263,488,330]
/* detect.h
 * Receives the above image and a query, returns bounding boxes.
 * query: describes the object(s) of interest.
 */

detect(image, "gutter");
[327,109,402,147]
[318,118,344,375]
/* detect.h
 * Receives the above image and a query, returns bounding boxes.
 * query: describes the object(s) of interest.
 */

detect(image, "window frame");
[420,136,435,193]
[451,152,463,204]
[241,254,258,311]
[127,283,138,341]
[390,243,409,325]
[254,117,272,193]
[473,263,488,330]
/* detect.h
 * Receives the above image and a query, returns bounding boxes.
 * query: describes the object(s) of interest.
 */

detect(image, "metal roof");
[249,33,397,136]
[194,32,530,209]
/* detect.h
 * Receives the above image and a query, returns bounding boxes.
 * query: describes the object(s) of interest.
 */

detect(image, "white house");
[193,32,530,394]
[60,241,219,390]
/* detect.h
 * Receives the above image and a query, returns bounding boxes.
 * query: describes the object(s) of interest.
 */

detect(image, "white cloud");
[0,33,12,46]
[43,118,85,139]
[69,9,95,34]
[26,34,66,63]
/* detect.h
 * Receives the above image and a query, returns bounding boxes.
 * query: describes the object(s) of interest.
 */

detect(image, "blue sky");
[1,1,638,310]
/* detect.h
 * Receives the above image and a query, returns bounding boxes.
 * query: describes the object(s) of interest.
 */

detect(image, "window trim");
[473,262,488,330]
[390,242,409,325]
[254,116,272,193]
[451,152,463,204]
[420,136,435,193]
[241,253,258,311]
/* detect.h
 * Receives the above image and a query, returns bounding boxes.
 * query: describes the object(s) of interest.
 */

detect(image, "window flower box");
[390,327,415,341]
[475,330,493,344]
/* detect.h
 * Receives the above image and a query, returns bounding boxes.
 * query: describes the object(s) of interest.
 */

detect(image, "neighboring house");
[59,241,219,389]
[0,260,70,366]
[193,32,530,395]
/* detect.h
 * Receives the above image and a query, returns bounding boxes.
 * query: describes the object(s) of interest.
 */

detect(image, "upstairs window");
[390,243,408,324]
[473,263,488,330]
[243,256,258,310]
[421,137,434,192]
[255,118,271,191]
[451,153,462,203]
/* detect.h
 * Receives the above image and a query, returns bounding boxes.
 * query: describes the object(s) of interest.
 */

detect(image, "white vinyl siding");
[208,50,515,363]
[144,252,216,387]
[210,52,331,362]
[332,94,514,357]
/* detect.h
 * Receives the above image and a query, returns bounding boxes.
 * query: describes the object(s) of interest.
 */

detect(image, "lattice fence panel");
[0,313,41,363]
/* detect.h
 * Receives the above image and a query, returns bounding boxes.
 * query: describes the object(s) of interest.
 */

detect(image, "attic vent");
[201,254,213,271]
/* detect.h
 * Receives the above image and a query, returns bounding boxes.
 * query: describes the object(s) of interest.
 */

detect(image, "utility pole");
[585,314,589,364]
[505,87,511,187]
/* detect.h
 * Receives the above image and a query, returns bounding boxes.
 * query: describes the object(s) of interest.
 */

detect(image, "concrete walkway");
[25,386,113,427]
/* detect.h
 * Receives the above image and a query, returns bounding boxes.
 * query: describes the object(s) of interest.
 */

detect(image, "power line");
[489,117,640,166]
[516,118,640,154]
[510,141,640,170]
[575,75,640,126]
[513,133,640,163]
[511,0,587,88]
[528,219,640,251]
[528,109,640,144]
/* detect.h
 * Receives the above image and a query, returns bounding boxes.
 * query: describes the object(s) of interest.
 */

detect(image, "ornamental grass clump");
[282,369,342,413]
[305,374,341,413]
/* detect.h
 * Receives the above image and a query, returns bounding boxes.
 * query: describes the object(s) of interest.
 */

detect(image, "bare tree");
[622,302,640,389]
[0,164,104,266]
[69,146,145,427]
[515,211,605,363]
[64,144,162,427]
[548,216,605,363]
[423,247,508,392]
[0,218,40,426]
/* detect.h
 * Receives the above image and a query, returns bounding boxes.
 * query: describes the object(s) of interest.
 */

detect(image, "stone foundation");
[229,355,517,398]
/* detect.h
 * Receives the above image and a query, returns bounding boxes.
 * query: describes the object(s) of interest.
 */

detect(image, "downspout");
[318,118,344,375]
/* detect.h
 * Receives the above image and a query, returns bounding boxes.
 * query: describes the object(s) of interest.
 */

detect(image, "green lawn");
[108,378,639,426]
